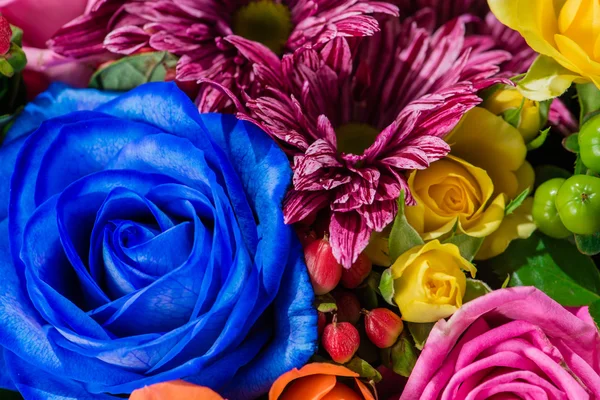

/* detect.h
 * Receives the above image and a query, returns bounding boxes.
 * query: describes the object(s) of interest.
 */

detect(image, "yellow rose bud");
[489,0,600,99]
[404,155,505,241]
[446,107,536,259]
[391,240,476,323]
[483,87,543,144]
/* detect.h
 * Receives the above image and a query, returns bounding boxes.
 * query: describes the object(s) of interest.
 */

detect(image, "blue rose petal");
[0,82,317,398]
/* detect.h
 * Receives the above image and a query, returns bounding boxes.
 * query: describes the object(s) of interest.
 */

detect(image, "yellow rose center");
[232,0,293,56]
[417,257,462,306]
[419,161,483,218]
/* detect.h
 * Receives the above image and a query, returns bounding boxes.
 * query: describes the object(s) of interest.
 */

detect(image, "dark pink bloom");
[240,15,509,267]
[401,287,600,400]
[397,0,578,134]
[49,0,398,112]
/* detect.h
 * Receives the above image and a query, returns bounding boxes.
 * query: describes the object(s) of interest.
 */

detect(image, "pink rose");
[401,287,600,400]
[0,0,96,94]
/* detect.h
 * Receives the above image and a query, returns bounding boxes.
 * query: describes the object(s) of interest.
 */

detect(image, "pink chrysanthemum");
[394,0,535,74]
[49,0,398,112]
[239,15,510,267]
[396,0,577,133]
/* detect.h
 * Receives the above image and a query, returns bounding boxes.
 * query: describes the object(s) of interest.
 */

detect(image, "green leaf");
[344,357,382,383]
[505,188,530,216]
[575,232,600,256]
[406,322,435,350]
[501,274,511,289]
[526,128,550,151]
[381,332,418,377]
[379,268,396,307]
[575,153,589,176]
[484,232,600,306]
[534,165,572,189]
[502,98,525,129]
[0,59,14,78]
[388,191,424,263]
[89,51,178,91]
[589,300,600,330]
[463,278,493,303]
[539,99,552,126]
[5,43,26,73]
[316,293,338,313]
[577,83,600,125]
[10,25,23,47]
[563,133,580,154]
[443,234,484,262]
[355,271,380,309]
[517,55,579,101]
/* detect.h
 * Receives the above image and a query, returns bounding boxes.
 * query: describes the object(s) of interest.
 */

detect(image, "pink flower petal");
[329,211,371,268]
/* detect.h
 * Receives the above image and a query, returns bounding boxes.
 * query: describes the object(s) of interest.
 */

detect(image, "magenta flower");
[240,15,509,267]
[394,0,535,74]
[48,0,398,112]
[401,287,600,399]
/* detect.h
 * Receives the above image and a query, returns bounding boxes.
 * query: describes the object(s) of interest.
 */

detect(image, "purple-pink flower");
[238,14,509,267]
[401,286,600,400]
[49,0,397,112]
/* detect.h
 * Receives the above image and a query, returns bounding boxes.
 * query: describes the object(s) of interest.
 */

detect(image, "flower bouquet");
[0,0,599,399]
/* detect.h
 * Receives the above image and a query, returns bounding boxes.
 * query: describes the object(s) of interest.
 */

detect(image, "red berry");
[304,238,342,295]
[333,290,361,325]
[341,252,372,289]
[317,311,327,337]
[0,16,11,56]
[322,316,360,363]
[364,308,404,349]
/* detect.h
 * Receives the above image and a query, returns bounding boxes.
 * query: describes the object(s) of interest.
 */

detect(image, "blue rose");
[0,82,317,399]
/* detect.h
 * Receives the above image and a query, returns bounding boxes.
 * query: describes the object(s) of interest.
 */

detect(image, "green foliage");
[345,357,382,383]
[527,128,550,151]
[388,191,424,263]
[89,52,178,91]
[406,322,435,351]
[563,133,580,153]
[505,188,530,215]
[380,332,418,377]
[443,234,484,262]
[574,232,600,256]
[577,83,600,125]
[485,232,600,306]
[379,268,396,307]
[463,279,493,303]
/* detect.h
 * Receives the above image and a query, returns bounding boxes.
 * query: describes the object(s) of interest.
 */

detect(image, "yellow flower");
[477,197,536,259]
[447,107,536,259]
[391,240,476,323]
[488,0,600,100]
[483,86,543,143]
[404,155,506,241]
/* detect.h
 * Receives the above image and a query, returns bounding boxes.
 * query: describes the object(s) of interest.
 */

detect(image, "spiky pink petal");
[50,0,398,112]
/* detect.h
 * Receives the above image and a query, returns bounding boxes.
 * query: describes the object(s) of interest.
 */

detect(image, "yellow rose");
[404,155,506,241]
[477,197,536,259]
[483,86,543,143]
[391,240,476,323]
[447,107,536,259]
[489,0,600,100]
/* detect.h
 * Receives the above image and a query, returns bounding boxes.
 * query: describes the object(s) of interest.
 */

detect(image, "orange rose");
[130,380,224,400]
[270,363,375,400]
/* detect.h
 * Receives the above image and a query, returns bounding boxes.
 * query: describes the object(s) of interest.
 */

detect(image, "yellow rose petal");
[476,197,537,260]
[515,161,535,194]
